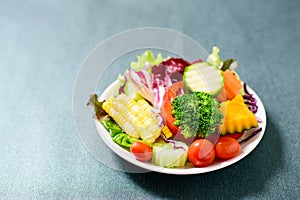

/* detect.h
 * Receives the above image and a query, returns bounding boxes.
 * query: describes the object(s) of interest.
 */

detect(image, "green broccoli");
[171,92,223,138]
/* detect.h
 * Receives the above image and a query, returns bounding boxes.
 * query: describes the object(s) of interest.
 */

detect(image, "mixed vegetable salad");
[88,47,262,168]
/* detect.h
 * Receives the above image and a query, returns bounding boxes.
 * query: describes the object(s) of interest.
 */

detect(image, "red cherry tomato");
[130,141,152,162]
[160,81,183,136]
[215,137,240,160]
[188,139,215,167]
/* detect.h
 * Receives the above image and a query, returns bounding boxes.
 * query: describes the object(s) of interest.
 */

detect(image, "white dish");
[95,81,267,175]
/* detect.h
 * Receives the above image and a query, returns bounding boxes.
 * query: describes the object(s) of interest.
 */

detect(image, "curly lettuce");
[130,50,164,71]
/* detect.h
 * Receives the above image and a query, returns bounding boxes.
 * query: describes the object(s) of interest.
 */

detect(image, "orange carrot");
[217,70,242,102]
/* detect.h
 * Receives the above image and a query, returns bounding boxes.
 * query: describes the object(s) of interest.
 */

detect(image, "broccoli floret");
[171,92,223,138]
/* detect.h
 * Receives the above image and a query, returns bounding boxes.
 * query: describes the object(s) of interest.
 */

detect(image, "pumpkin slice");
[219,94,258,135]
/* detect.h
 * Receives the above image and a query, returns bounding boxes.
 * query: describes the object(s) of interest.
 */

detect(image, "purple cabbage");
[243,83,258,114]
[125,69,155,105]
[126,57,192,109]
[238,84,263,144]
[152,58,191,84]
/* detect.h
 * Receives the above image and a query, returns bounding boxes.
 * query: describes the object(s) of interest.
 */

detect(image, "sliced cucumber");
[183,62,224,96]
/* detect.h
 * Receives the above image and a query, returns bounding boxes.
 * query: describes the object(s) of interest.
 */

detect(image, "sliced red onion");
[151,107,161,115]
[155,115,163,127]
[239,127,262,144]
[161,134,186,151]
[256,117,263,123]
[118,75,128,94]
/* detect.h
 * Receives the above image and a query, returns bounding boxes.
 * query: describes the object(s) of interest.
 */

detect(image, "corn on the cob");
[102,94,161,144]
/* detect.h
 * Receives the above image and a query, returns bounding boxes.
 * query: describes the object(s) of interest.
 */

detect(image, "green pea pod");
[109,128,123,137]
[101,119,112,130]
[101,118,124,137]
[121,136,136,147]
[100,119,108,127]
[101,119,121,130]
[129,138,138,144]
[113,134,124,144]
[100,118,139,148]
[112,133,137,148]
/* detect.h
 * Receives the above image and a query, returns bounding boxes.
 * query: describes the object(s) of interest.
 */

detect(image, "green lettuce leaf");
[87,94,107,120]
[130,50,164,71]
[206,46,223,69]
[221,58,238,71]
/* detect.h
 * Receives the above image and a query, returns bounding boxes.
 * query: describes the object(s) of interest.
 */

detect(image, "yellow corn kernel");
[162,125,173,139]
[102,94,161,143]
[137,99,153,114]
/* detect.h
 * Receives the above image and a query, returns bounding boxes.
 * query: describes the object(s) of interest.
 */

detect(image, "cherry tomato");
[224,132,244,140]
[160,81,183,136]
[188,139,215,167]
[130,141,152,162]
[215,137,240,160]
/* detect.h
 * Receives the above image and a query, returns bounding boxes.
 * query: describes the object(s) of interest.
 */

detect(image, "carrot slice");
[217,70,242,102]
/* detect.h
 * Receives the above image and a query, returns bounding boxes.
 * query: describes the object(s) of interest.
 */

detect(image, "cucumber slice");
[183,62,224,96]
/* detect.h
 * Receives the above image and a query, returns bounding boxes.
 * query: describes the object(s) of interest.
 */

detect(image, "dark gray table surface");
[1,0,300,199]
